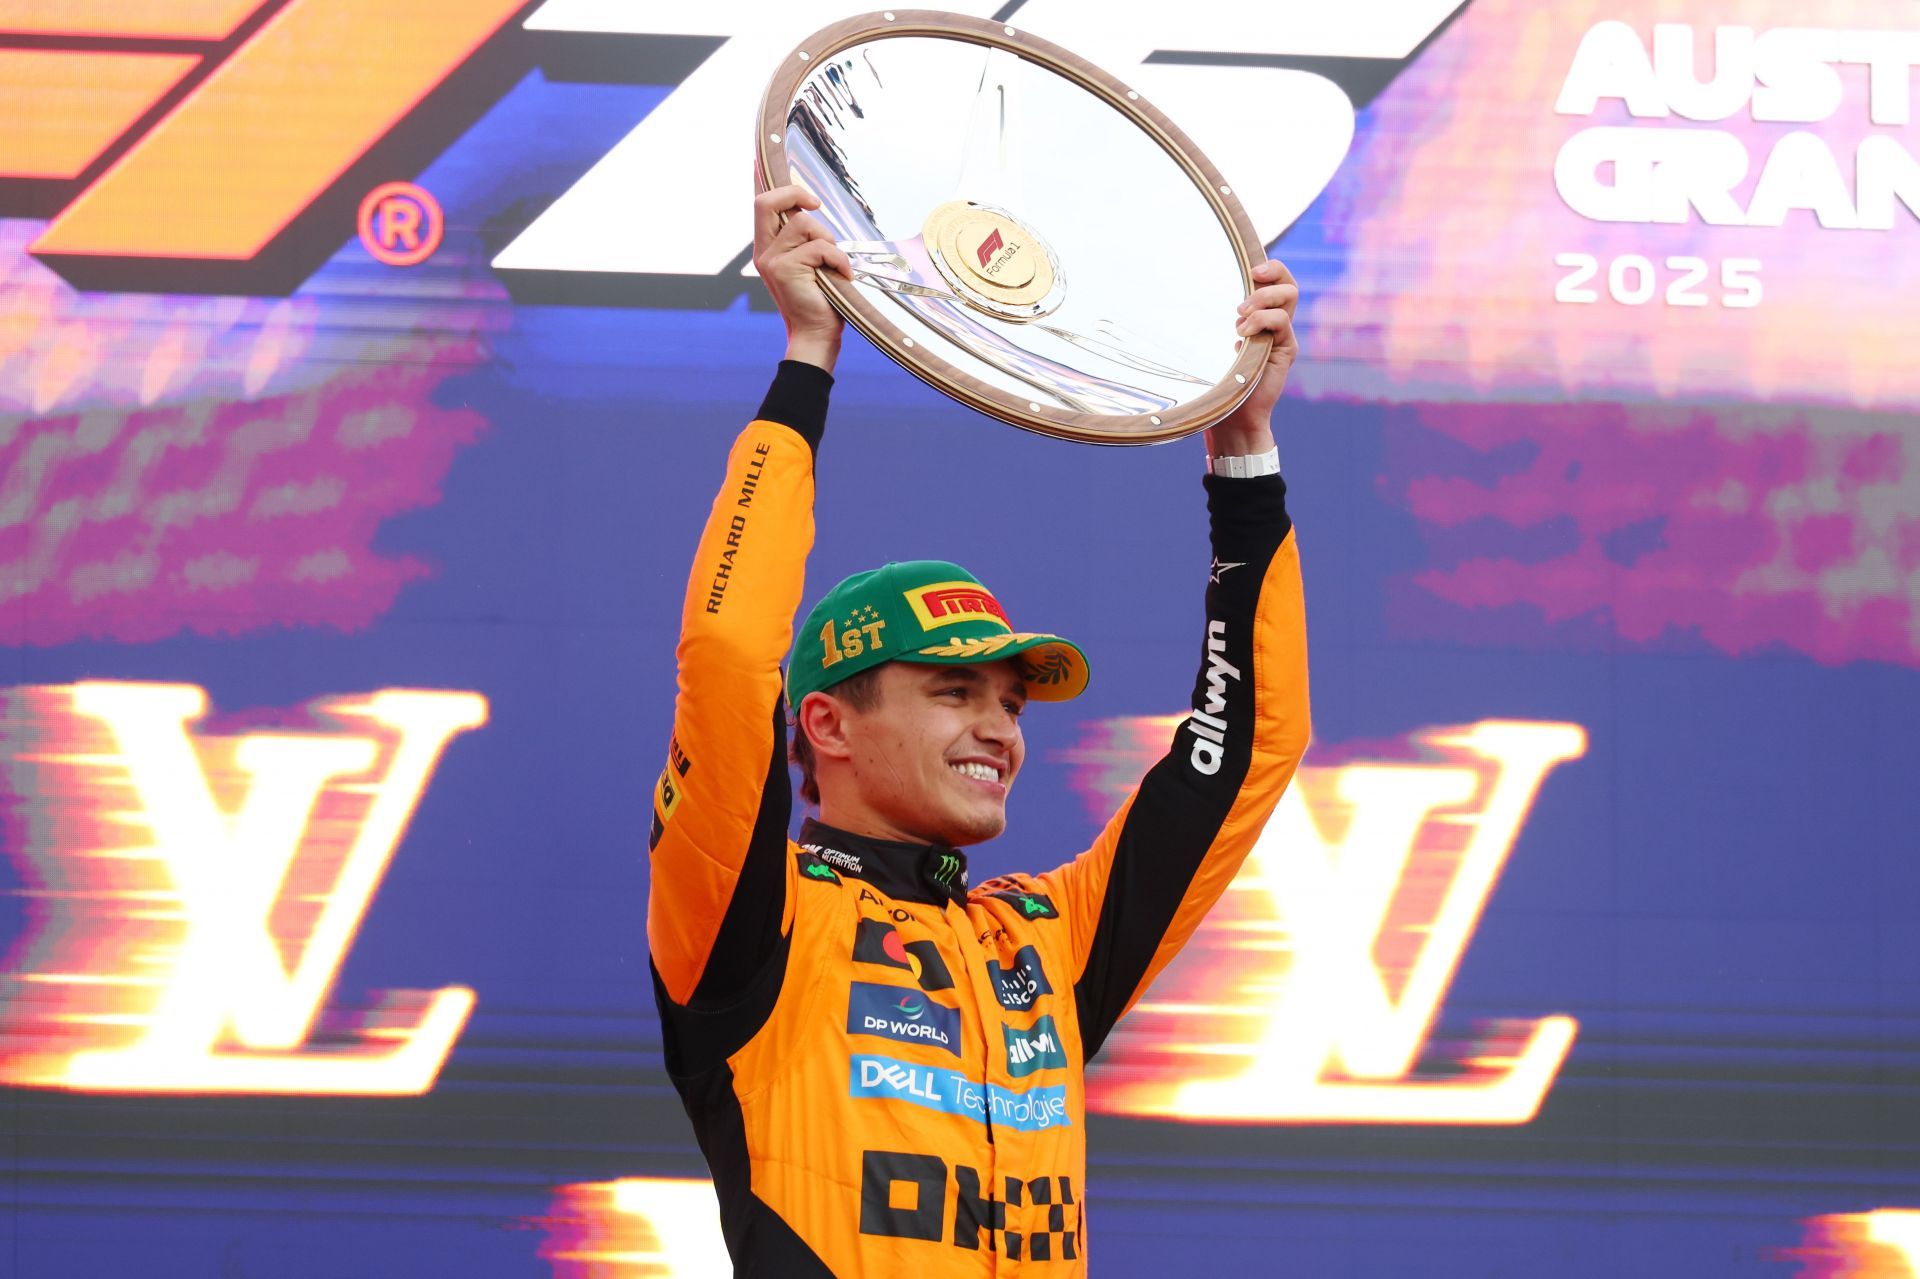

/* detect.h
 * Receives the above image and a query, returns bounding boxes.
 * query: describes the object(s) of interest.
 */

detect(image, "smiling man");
[646,185,1310,1276]
[784,562,1081,849]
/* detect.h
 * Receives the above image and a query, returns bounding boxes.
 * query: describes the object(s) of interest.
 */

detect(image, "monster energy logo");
[933,853,963,886]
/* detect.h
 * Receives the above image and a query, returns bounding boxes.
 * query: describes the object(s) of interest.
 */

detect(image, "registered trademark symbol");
[357,181,443,267]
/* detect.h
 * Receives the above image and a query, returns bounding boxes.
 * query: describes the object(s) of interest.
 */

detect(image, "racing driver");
[647,184,1310,1275]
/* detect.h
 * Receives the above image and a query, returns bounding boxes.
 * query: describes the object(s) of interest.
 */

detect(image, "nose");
[974,702,1020,749]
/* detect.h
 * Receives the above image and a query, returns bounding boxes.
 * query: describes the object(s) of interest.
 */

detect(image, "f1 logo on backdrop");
[493,0,1474,302]
[1,0,535,294]
[3,0,1470,300]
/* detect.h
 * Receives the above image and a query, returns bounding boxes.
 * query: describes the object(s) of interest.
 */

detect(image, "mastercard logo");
[881,930,926,981]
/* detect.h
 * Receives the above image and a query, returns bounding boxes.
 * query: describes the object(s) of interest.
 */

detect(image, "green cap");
[787,560,1089,709]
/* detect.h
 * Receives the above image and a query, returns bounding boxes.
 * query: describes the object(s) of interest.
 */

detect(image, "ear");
[797,690,857,762]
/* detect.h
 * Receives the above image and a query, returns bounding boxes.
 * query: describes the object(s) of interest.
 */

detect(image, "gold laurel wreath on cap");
[916,633,1054,660]
[1018,649,1074,685]
[916,633,1079,689]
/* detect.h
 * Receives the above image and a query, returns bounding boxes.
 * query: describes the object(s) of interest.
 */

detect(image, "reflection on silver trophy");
[758,11,1274,443]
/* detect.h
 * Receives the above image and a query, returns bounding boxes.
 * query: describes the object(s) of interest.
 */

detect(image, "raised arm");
[647,187,852,1012]
[1033,259,1309,1058]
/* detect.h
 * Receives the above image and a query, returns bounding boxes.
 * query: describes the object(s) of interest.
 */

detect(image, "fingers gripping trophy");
[646,13,1310,1276]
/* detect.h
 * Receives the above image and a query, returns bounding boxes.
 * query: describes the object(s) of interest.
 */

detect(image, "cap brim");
[902,631,1090,702]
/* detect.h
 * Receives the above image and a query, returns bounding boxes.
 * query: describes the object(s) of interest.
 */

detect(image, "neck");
[799,815,971,904]
[814,796,937,847]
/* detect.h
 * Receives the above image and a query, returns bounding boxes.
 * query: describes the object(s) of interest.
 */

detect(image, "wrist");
[1204,418,1275,459]
[785,331,842,374]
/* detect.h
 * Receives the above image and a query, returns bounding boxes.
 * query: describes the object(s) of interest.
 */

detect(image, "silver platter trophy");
[756,11,1272,445]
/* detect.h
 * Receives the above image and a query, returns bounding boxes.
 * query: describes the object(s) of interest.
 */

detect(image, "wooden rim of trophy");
[755,10,1272,446]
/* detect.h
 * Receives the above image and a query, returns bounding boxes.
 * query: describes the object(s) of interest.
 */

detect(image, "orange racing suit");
[649,362,1310,1276]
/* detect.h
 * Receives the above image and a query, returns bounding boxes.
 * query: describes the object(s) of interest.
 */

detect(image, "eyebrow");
[927,666,1028,702]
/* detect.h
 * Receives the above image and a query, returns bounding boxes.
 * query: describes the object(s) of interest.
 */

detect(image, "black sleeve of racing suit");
[1039,471,1310,1061]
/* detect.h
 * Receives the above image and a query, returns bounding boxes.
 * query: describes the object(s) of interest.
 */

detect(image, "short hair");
[790,663,887,806]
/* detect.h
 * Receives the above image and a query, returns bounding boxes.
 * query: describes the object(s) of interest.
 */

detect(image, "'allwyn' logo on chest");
[1003,1015,1069,1078]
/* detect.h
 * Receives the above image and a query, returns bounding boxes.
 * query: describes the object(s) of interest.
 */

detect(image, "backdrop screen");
[3,1,1917,1275]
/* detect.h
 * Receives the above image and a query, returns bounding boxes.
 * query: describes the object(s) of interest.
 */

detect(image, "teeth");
[950,762,1000,782]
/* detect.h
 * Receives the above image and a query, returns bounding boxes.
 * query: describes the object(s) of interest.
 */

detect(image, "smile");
[949,761,1003,783]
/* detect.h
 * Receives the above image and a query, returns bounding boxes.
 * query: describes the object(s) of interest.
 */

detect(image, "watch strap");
[1207,446,1281,479]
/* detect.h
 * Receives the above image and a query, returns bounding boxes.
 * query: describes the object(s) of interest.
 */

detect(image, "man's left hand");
[1206,258,1299,457]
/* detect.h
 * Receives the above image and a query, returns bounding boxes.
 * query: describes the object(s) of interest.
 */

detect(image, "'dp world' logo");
[2,0,1470,300]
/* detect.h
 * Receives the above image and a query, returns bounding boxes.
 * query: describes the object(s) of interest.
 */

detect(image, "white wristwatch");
[1207,446,1281,479]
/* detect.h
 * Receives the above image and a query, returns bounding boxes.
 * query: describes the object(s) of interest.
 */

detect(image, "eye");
[1003,699,1025,718]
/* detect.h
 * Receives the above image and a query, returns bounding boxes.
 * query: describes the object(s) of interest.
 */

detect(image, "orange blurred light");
[0,51,198,180]
[1081,720,1586,1124]
[0,681,484,1094]
[539,1178,729,1279]
[0,0,264,39]
[33,0,526,261]
[1791,1211,1920,1277]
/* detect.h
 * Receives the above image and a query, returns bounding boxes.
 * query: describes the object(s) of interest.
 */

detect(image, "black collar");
[797,817,970,906]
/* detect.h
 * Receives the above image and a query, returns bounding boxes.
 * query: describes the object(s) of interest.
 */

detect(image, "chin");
[943,807,1007,847]
[908,803,1006,848]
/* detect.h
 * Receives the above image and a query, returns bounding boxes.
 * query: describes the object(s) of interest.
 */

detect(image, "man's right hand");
[753,185,853,373]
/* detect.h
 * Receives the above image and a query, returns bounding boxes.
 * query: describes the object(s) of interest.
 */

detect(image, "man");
[647,184,1309,1276]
